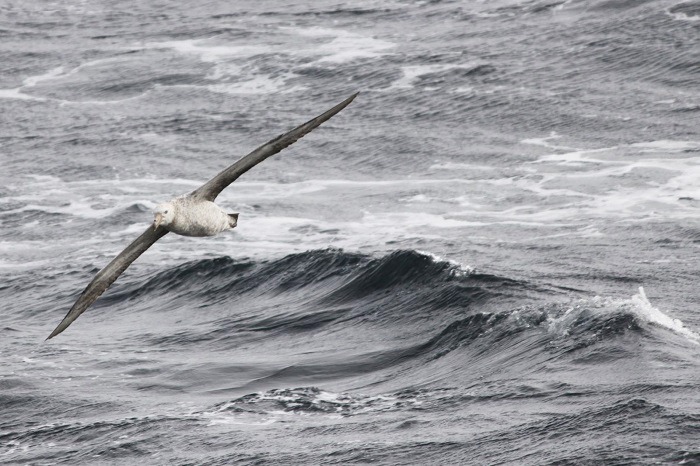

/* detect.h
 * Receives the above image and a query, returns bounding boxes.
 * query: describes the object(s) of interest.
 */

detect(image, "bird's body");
[46,92,358,340]
[156,197,237,237]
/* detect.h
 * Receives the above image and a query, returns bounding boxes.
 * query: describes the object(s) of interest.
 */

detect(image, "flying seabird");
[46,92,358,340]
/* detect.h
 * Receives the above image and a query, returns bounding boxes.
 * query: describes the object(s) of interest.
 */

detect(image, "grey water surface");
[1,0,699,464]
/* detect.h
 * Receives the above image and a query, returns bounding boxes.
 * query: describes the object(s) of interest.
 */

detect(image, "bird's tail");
[228,213,239,228]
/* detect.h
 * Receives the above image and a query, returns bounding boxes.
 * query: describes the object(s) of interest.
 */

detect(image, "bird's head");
[154,202,175,230]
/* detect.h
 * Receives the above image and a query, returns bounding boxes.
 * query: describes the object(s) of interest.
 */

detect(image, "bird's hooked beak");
[154,213,163,230]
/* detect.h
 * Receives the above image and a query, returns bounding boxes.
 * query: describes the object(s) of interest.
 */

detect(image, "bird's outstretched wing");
[191,92,358,202]
[46,226,169,339]
[47,93,357,339]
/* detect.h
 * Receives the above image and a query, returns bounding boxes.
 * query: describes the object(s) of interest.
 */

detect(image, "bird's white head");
[154,202,176,230]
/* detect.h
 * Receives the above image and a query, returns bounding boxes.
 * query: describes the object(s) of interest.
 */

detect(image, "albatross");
[46,92,358,340]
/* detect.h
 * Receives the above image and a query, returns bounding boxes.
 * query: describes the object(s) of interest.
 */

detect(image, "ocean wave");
[0,413,193,461]
[463,398,694,465]
[418,286,699,364]
[2,0,700,463]
[111,249,520,319]
[88,249,700,367]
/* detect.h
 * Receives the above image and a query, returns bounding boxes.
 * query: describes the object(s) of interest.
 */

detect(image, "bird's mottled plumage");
[155,197,237,237]
[46,92,358,340]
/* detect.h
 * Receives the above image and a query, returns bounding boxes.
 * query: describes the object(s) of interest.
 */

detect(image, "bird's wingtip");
[45,317,69,341]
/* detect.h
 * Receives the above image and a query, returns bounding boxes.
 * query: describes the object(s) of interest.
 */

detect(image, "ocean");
[1,0,699,464]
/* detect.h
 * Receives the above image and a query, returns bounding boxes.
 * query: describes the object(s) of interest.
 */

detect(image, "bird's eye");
[164,210,168,214]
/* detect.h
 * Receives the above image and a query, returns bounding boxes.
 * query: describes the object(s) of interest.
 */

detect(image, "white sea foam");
[669,12,700,21]
[528,139,700,165]
[416,250,475,276]
[216,178,478,202]
[109,222,154,238]
[1,25,393,104]
[292,27,395,64]
[0,59,153,104]
[527,146,622,165]
[134,132,180,146]
[0,167,646,268]
[360,211,485,229]
[401,194,431,203]
[0,66,68,100]
[0,258,53,270]
[200,210,475,262]
[145,38,297,95]
[207,74,306,95]
[147,40,266,63]
[666,5,700,22]
[429,162,496,171]
[9,144,699,241]
[0,67,65,100]
[0,88,43,101]
[389,63,483,90]
[548,288,700,345]
[146,40,251,83]
[197,388,426,426]
[630,140,700,152]
[6,134,700,268]
[516,138,700,221]
[521,132,570,149]
[59,91,152,106]
[145,27,392,97]
[0,200,140,220]
[201,410,278,426]
[630,287,699,344]
[9,175,481,205]
[23,66,65,87]
[19,174,200,191]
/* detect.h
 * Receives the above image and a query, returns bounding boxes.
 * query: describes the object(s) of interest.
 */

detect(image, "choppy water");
[1,0,699,464]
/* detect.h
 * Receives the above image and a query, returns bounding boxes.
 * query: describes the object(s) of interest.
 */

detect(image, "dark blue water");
[1,1,699,464]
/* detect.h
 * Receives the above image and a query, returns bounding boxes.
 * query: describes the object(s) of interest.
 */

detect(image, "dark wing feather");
[46,225,169,339]
[191,92,358,202]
